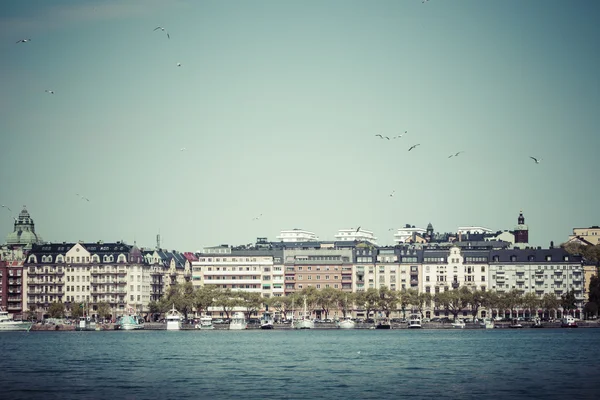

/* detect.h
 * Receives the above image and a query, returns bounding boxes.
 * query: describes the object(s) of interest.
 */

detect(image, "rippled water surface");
[1,329,598,399]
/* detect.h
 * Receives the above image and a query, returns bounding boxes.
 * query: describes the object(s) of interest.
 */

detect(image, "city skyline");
[1,0,599,251]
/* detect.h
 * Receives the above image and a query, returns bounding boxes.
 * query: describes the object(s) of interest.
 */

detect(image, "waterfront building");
[568,226,600,246]
[191,246,284,298]
[393,224,427,244]
[276,229,318,242]
[0,260,24,318]
[488,248,584,318]
[25,241,148,319]
[334,228,377,244]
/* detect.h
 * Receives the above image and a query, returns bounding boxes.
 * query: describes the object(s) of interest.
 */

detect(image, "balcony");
[410,280,419,286]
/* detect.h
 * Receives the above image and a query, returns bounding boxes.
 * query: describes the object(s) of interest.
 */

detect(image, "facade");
[334,228,378,244]
[276,229,318,242]
[569,226,600,246]
[0,260,24,318]
[25,241,149,319]
[283,247,352,294]
[191,247,284,298]
[489,248,584,318]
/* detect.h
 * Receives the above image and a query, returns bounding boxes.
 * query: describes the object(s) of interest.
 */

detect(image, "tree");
[48,302,65,318]
[297,286,319,316]
[500,289,523,319]
[521,293,540,318]
[480,290,500,318]
[397,289,411,319]
[96,302,112,320]
[315,287,338,320]
[541,293,560,320]
[560,289,577,315]
[70,303,83,319]
[194,286,218,317]
[588,275,600,311]
[469,289,486,321]
[354,288,379,321]
[26,305,37,321]
[583,302,598,320]
[238,291,263,320]
[212,288,239,319]
[435,287,471,321]
[162,281,196,320]
[377,286,398,318]
[336,291,354,318]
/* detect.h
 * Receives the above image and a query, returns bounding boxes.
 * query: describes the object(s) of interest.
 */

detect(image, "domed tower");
[426,222,434,241]
[5,206,44,249]
[514,210,529,245]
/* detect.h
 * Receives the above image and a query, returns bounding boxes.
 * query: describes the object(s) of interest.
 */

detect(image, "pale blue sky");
[1,0,599,251]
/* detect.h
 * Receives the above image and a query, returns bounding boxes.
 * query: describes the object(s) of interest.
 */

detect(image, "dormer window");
[28,255,37,263]
[56,255,64,263]
[510,255,517,262]
[492,255,499,262]
[118,254,126,263]
[546,255,552,261]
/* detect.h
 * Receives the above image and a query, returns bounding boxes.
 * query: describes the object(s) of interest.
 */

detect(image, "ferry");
[0,308,32,332]
[165,304,183,331]
[408,314,422,329]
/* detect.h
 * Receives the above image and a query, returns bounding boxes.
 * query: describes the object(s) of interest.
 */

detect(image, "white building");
[457,226,494,235]
[393,225,427,244]
[334,228,378,244]
[276,229,319,242]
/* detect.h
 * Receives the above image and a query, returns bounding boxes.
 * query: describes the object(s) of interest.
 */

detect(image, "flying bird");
[389,190,395,197]
[45,90,55,94]
[448,151,464,158]
[530,156,542,164]
[393,131,407,139]
[177,62,182,67]
[180,147,187,151]
[375,134,383,139]
[356,226,361,233]
[76,193,90,202]
[388,228,395,231]
[153,27,170,39]
[1,205,12,212]
[16,39,31,43]
[252,214,263,221]
[408,144,421,151]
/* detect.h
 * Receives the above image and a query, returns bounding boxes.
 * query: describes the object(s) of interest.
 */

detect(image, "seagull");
[393,131,407,139]
[389,190,395,197]
[180,147,187,151]
[177,63,182,67]
[408,144,420,151]
[530,156,542,164]
[16,39,31,43]
[252,214,262,221]
[384,136,390,140]
[448,151,464,158]
[1,205,12,212]
[356,226,361,233]
[153,27,170,39]
[45,90,55,94]
[76,193,90,202]
[375,134,383,139]
[388,228,395,231]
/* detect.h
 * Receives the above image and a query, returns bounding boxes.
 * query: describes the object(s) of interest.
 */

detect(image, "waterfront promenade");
[28,320,600,331]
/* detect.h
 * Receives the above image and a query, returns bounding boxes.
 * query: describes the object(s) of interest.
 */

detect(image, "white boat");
[480,318,494,329]
[560,315,578,328]
[76,316,97,331]
[337,316,356,329]
[0,308,32,331]
[408,314,422,329]
[294,296,314,329]
[509,319,523,329]
[229,312,248,330]
[165,304,183,331]
[118,315,144,330]
[196,315,214,330]
[451,320,466,329]
[260,312,275,329]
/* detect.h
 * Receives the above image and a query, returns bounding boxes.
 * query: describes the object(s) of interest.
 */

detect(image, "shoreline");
[26,321,600,331]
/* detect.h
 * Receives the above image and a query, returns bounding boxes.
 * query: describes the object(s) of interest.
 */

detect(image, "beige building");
[569,226,600,246]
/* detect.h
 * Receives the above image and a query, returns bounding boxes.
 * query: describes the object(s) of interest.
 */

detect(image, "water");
[0,329,598,400]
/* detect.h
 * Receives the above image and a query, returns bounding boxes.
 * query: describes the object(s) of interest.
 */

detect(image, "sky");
[1,0,599,252]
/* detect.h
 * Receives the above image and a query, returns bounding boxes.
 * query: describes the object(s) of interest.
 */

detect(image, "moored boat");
[229,312,248,330]
[196,315,214,330]
[294,296,314,329]
[480,318,494,329]
[118,315,144,330]
[0,308,32,332]
[166,304,183,331]
[451,320,466,329]
[560,316,578,328]
[375,318,392,329]
[76,316,97,331]
[509,319,523,329]
[260,312,275,329]
[337,316,356,329]
[408,314,422,329]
